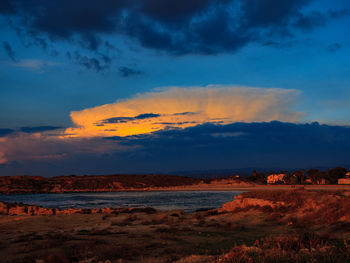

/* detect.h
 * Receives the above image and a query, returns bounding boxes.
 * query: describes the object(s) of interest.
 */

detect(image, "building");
[338,172,350,184]
[267,173,286,184]
[304,178,312,184]
[338,178,350,185]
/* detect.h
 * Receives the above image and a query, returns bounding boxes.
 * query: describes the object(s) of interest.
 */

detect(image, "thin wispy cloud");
[2,41,17,62]
[7,59,58,72]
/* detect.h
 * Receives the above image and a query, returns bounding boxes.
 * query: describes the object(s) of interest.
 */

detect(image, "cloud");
[1,121,350,175]
[0,151,7,165]
[64,86,302,138]
[0,128,15,137]
[327,43,342,52]
[2,41,16,62]
[328,9,349,19]
[71,51,110,72]
[240,0,308,27]
[2,0,347,56]
[102,113,160,124]
[138,0,214,24]
[0,0,14,14]
[119,67,144,77]
[8,59,57,72]
[293,9,348,31]
[0,132,128,166]
[104,121,350,172]
[0,126,61,140]
[293,11,327,30]
[20,126,62,133]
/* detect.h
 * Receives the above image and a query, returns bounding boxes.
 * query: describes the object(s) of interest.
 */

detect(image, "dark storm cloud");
[103,117,133,124]
[118,67,144,77]
[79,34,102,51]
[72,51,110,72]
[184,10,251,54]
[0,128,15,137]
[20,126,62,133]
[239,0,310,27]
[294,9,348,31]
[102,113,160,124]
[134,113,160,119]
[0,126,61,137]
[76,56,106,72]
[153,121,197,126]
[104,121,350,171]
[0,0,14,14]
[1,121,350,176]
[138,0,214,24]
[23,0,128,40]
[106,121,347,149]
[2,41,17,62]
[1,0,347,56]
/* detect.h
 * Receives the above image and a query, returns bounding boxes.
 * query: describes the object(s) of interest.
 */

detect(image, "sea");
[0,191,242,212]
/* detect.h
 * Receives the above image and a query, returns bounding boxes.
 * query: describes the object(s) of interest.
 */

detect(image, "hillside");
[0,174,203,194]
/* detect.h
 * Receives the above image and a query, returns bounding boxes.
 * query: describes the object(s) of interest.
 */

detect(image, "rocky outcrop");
[220,190,350,225]
[0,201,56,215]
[0,201,157,216]
[220,195,286,212]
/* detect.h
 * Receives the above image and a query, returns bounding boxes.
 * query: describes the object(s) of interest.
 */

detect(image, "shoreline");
[2,184,350,195]
[142,184,350,191]
[1,189,350,262]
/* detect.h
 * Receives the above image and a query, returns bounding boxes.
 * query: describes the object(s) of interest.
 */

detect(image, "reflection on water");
[0,191,242,212]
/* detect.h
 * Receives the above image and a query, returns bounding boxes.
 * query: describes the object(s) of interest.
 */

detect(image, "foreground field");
[1,190,350,263]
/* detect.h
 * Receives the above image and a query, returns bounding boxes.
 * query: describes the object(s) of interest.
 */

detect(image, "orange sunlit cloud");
[65,86,302,138]
[0,86,302,165]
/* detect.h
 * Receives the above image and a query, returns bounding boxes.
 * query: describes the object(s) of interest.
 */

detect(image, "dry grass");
[2,190,350,262]
[238,190,350,225]
[214,232,350,263]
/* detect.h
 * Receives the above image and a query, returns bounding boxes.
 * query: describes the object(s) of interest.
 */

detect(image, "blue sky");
[0,0,350,175]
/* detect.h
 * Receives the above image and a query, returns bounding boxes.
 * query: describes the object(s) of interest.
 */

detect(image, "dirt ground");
[0,209,289,262]
[1,190,350,263]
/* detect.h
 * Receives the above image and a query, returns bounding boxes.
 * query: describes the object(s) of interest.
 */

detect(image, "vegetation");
[247,167,349,185]
[0,174,203,194]
[0,166,349,195]
[215,232,350,263]
[1,190,350,262]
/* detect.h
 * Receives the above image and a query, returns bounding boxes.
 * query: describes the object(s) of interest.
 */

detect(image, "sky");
[0,0,350,176]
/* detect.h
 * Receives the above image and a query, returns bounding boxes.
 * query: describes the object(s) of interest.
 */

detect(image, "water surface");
[0,191,242,212]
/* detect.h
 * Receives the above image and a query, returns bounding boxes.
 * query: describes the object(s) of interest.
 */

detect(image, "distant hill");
[169,165,350,178]
[0,174,202,194]
[167,168,255,178]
